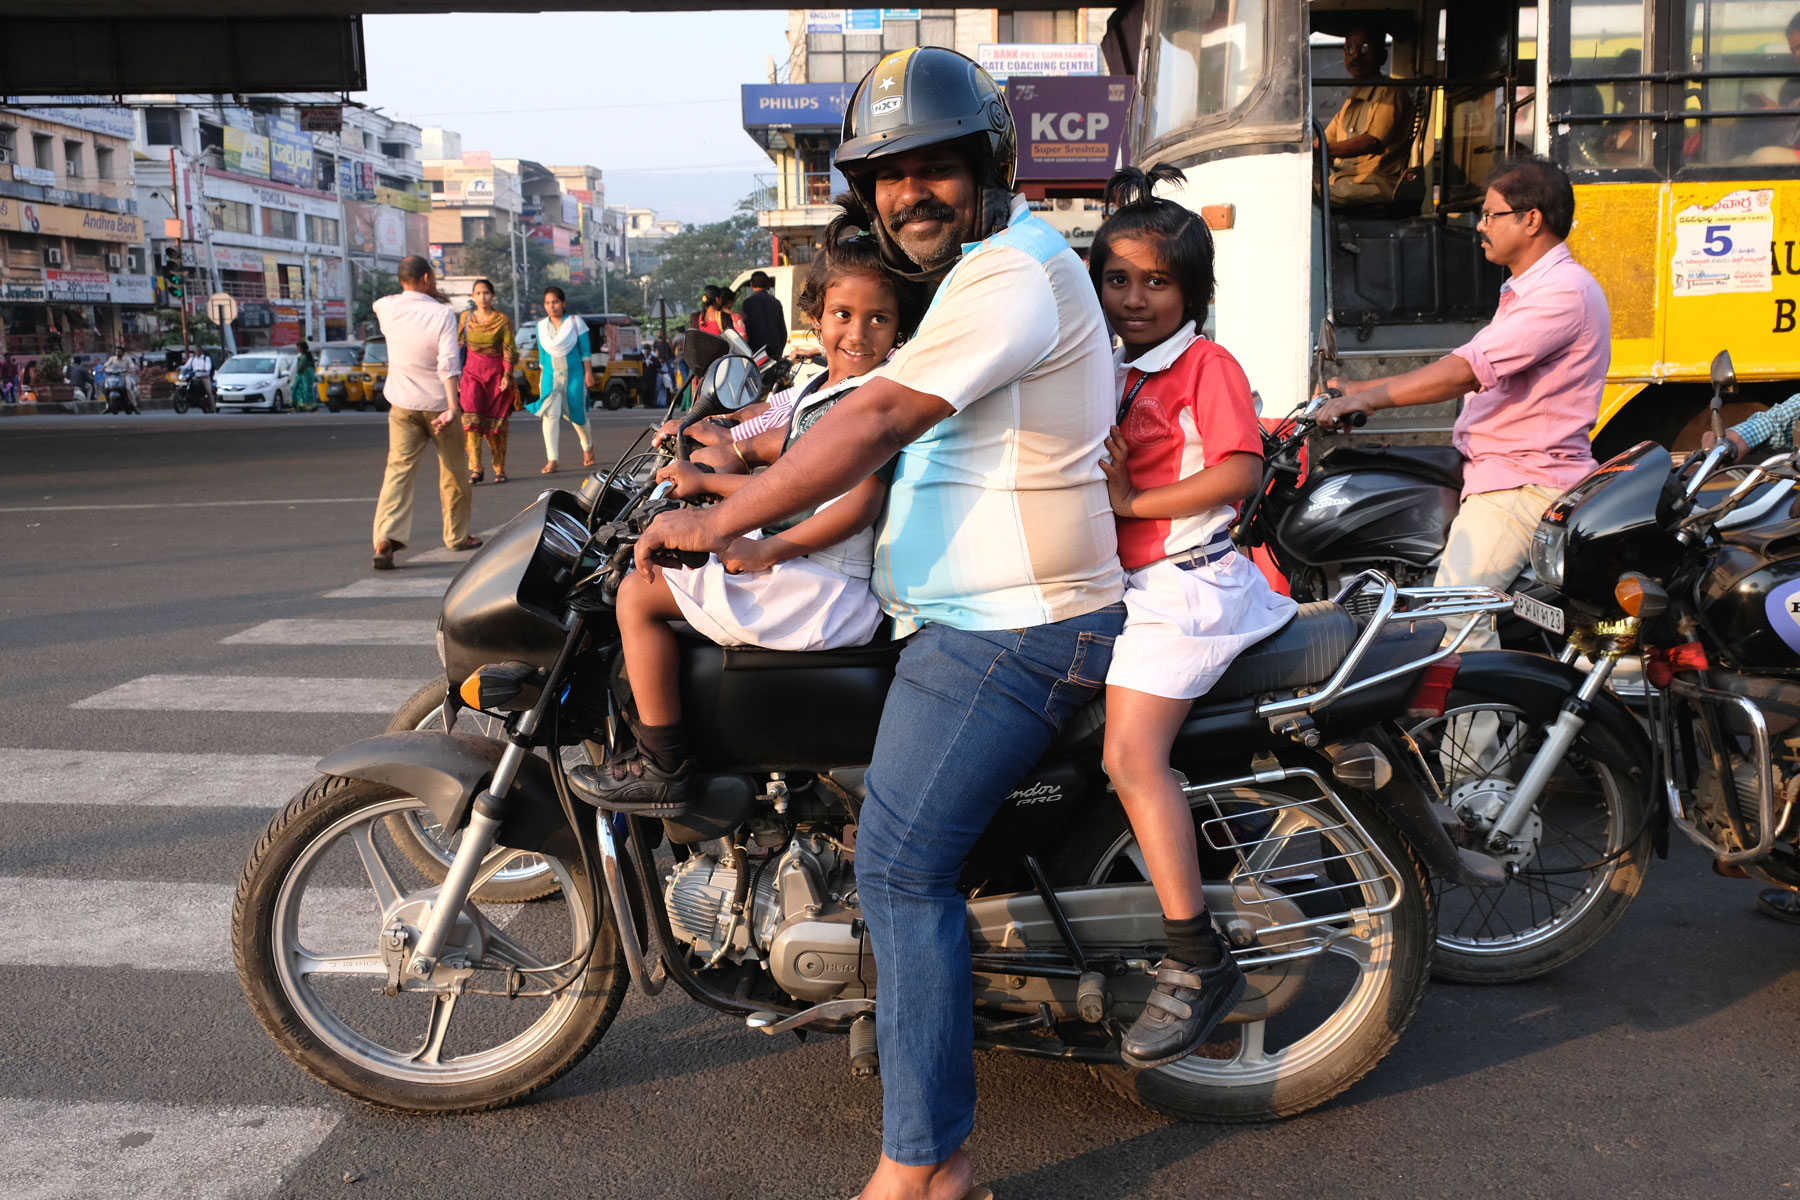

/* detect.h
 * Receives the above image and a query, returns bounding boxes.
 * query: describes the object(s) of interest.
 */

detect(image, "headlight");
[435,627,447,668]
[540,508,589,564]
[1529,523,1567,590]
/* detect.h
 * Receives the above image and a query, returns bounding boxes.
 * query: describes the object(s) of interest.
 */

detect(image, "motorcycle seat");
[1315,443,1465,492]
[1205,601,1359,702]
[674,615,906,671]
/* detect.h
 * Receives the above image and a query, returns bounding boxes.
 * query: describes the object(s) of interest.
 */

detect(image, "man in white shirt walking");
[370,255,481,570]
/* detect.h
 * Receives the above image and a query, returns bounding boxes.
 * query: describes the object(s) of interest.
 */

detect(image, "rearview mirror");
[1710,350,1738,400]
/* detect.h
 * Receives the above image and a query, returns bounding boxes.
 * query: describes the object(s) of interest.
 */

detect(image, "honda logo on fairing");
[1008,782,1062,806]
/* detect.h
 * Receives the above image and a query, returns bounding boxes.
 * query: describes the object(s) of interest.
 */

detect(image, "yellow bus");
[1107,0,1800,455]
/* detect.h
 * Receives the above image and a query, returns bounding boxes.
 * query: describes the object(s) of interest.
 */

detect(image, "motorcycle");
[102,366,137,415]
[231,339,1538,1125]
[1497,351,1800,962]
[172,364,215,414]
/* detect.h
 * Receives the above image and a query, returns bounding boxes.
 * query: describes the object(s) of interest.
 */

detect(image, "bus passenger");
[1324,24,1415,208]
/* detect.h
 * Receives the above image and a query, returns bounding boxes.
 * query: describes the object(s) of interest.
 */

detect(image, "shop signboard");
[18,99,136,140]
[271,304,302,345]
[224,127,271,178]
[110,273,155,306]
[346,202,408,257]
[805,10,845,32]
[375,183,430,213]
[561,194,579,226]
[405,213,429,257]
[44,269,111,302]
[428,243,446,276]
[844,9,882,31]
[1006,76,1134,181]
[11,163,56,188]
[1,277,48,303]
[0,200,144,243]
[211,246,268,272]
[976,43,1101,79]
[268,116,316,190]
[741,83,856,128]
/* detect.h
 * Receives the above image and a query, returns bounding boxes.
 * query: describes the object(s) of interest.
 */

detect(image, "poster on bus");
[1671,189,1775,296]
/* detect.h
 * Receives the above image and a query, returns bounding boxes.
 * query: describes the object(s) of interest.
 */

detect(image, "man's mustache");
[890,199,958,230]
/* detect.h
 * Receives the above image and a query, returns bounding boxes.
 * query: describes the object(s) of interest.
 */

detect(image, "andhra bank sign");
[0,197,144,243]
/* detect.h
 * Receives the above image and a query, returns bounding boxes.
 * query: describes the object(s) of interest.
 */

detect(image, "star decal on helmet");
[879,75,897,91]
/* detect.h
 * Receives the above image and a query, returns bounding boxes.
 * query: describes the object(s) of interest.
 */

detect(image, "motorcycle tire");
[1407,689,1652,984]
[383,679,562,902]
[1047,779,1433,1122]
[172,392,189,414]
[233,772,628,1113]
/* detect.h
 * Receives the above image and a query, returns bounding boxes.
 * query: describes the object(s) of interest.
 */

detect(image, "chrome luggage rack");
[1254,569,1512,735]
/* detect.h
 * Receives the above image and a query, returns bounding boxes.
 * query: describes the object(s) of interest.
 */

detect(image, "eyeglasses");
[1477,208,1527,226]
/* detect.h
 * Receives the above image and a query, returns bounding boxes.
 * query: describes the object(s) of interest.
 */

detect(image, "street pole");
[168,148,189,349]
[192,161,235,353]
[508,223,520,326]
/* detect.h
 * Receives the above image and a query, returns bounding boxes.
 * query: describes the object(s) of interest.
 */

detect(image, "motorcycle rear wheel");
[1050,780,1433,1122]
[1405,692,1650,984]
[233,773,626,1113]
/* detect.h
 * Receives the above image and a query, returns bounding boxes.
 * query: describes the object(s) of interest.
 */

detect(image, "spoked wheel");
[386,679,565,903]
[1051,780,1433,1121]
[233,774,626,1112]
[1403,692,1650,983]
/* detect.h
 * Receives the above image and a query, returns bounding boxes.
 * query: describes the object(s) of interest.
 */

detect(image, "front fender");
[315,731,579,860]
[1447,650,1665,854]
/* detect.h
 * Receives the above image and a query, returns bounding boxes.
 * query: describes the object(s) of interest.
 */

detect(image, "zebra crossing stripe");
[221,620,437,647]
[0,877,522,973]
[72,676,427,714]
[323,576,452,599]
[0,1098,338,1200]
[0,749,318,808]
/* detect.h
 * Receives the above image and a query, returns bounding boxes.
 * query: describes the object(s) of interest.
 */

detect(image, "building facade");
[0,101,151,357]
[745,8,1120,265]
[624,208,682,276]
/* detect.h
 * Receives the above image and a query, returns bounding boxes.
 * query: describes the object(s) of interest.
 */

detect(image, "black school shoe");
[1120,948,1248,1070]
[567,752,696,817]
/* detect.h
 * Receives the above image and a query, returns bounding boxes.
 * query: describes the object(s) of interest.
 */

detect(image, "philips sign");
[742,84,855,128]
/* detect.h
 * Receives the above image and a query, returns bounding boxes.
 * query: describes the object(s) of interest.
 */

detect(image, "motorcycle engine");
[662,832,875,1002]
[1694,753,1800,852]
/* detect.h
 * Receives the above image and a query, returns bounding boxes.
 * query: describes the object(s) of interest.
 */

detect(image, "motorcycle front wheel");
[233,773,627,1113]
[172,390,188,414]
[1403,692,1651,984]
[1050,779,1433,1122]
[384,679,562,903]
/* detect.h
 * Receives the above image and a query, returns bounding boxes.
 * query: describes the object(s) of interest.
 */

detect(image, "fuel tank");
[1277,468,1459,570]
[1695,534,1800,675]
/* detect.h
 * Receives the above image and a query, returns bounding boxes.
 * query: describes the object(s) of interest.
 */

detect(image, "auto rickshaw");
[516,313,649,409]
[361,336,389,409]
[315,341,369,411]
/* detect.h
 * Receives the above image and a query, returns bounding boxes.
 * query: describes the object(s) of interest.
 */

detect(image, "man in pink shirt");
[1317,156,1609,649]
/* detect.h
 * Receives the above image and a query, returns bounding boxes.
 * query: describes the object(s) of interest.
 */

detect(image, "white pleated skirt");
[1106,550,1299,700]
[665,546,884,652]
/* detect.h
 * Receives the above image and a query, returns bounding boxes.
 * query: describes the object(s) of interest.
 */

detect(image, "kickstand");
[1023,855,1109,1023]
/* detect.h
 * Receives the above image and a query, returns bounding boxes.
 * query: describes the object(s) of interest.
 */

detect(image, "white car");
[213,350,301,412]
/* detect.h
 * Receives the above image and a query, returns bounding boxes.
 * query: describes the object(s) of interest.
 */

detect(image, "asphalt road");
[1,409,1797,1200]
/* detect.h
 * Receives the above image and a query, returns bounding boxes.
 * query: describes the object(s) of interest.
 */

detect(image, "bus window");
[1554,0,1651,171]
[1144,0,1269,144]
[1678,0,1800,167]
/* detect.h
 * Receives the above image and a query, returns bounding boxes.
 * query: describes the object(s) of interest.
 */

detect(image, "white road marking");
[221,619,436,647]
[0,497,373,514]
[323,576,453,598]
[0,877,524,973]
[0,1098,338,1200]
[0,749,318,808]
[72,675,427,714]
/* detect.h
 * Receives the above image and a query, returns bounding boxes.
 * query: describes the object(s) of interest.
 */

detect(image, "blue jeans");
[857,603,1125,1165]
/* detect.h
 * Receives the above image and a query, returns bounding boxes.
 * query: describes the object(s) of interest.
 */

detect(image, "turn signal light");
[1614,572,1668,619]
[1405,656,1461,718]
[459,661,540,711]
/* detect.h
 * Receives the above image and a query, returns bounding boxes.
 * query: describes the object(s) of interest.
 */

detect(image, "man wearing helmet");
[639,47,1124,1200]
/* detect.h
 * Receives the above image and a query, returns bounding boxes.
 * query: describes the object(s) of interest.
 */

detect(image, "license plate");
[1513,592,1565,635]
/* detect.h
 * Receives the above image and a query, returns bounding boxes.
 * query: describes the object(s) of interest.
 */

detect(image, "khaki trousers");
[1433,483,1562,652]
[373,406,471,550]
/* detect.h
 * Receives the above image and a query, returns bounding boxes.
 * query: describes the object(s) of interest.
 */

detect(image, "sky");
[357,10,793,228]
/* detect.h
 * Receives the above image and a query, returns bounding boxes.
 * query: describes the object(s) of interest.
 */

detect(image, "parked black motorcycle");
[232,345,1532,1124]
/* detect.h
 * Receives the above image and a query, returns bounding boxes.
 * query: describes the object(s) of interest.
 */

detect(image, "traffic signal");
[167,269,183,300]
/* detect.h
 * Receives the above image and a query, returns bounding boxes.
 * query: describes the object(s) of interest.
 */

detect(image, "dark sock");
[1163,914,1223,967]
[634,721,689,772]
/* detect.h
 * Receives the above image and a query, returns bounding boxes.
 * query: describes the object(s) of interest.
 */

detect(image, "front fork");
[406,617,587,980]
[1482,648,1621,851]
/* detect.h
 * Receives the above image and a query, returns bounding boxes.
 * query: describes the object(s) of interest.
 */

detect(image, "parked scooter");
[232,339,1527,1125]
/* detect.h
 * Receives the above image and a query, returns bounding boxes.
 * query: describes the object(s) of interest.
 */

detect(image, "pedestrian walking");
[292,340,317,411]
[528,285,596,473]
[0,353,17,404]
[369,255,481,571]
[457,279,518,484]
[741,269,786,361]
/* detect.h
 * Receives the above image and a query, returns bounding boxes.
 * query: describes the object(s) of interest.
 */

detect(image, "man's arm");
[1316,355,1478,428]
[1717,393,1800,456]
[636,376,950,573]
[432,310,463,430]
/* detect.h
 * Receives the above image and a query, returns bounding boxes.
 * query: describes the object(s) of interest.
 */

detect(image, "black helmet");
[835,47,1017,279]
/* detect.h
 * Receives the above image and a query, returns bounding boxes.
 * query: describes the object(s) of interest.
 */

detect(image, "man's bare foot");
[855,1149,979,1200]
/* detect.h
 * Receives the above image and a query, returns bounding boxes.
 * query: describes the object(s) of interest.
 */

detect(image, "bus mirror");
[1710,350,1737,400]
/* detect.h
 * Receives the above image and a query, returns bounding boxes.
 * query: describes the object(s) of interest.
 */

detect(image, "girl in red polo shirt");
[1091,165,1299,1069]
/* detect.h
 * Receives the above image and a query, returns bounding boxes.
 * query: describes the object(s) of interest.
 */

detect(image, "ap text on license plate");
[1513,592,1565,635]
